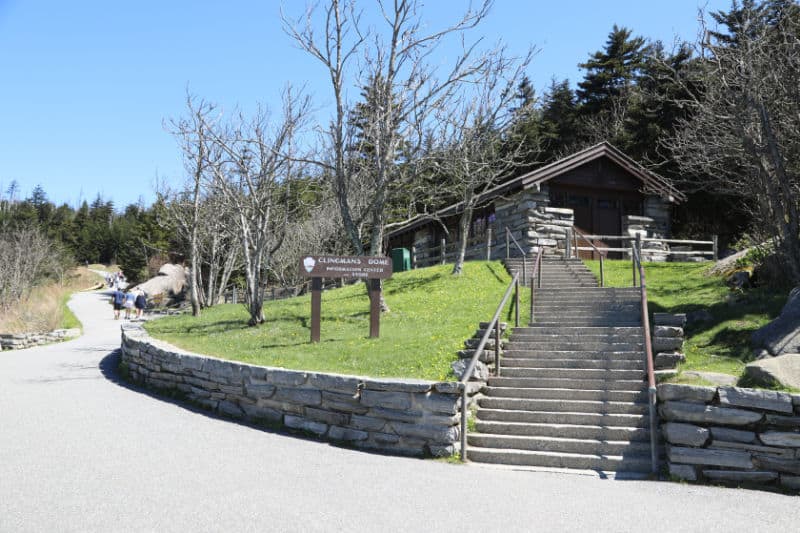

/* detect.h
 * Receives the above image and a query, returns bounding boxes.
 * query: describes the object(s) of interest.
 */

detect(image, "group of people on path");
[111,287,147,320]
[106,271,127,290]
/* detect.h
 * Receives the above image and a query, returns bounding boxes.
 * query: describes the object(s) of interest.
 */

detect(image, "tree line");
[3,0,798,320]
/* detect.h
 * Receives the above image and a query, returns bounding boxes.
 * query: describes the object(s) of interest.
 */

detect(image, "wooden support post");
[600,255,605,287]
[232,286,237,305]
[505,228,510,260]
[712,234,719,261]
[440,238,446,265]
[310,277,322,343]
[411,245,417,269]
[565,228,572,259]
[486,227,492,261]
[369,279,381,338]
[514,278,519,328]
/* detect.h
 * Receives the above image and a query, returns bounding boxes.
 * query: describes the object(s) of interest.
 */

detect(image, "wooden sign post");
[300,255,392,343]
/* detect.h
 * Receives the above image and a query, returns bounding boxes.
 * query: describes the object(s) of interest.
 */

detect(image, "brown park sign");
[299,255,393,342]
[300,255,392,279]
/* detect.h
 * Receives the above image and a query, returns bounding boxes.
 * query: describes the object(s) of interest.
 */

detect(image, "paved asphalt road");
[1,288,797,532]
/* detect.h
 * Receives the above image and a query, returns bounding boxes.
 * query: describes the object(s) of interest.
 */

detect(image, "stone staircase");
[503,255,598,287]
[466,256,655,473]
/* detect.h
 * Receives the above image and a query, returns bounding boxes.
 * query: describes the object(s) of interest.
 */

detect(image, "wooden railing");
[411,230,493,269]
[571,226,606,287]
[570,233,718,260]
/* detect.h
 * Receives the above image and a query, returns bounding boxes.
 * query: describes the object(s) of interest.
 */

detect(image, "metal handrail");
[572,226,606,287]
[632,235,658,474]
[505,227,528,284]
[459,271,520,462]
[529,246,544,323]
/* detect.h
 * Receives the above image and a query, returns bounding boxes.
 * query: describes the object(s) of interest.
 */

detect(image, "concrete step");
[502,350,644,360]
[474,420,652,441]
[505,342,643,351]
[529,321,642,327]
[501,358,644,370]
[499,367,645,380]
[513,326,643,335]
[465,446,653,472]
[478,397,649,415]
[468,433,653,456]
[508,333,643,343]
[486,387,647,402]
[476,408,650,427]
[488,377,645,391]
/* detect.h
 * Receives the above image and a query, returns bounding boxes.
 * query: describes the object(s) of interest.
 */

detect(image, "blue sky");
[0,0,730,209]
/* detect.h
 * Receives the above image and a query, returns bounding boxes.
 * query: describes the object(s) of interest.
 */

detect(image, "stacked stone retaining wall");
[0,328,81,350]
[659,383,800,491]
[121,324,471,457]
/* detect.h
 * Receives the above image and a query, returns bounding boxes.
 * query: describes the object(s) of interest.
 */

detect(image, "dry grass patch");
[0,268,102,334]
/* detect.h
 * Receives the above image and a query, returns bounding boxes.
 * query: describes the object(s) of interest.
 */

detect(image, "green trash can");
[391,248,411,272]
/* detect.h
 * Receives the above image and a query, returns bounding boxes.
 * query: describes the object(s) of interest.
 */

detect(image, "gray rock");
[427,444,456,458]
[320,391,369,414]
[244,383,276,399]
[657,384,716,402]
[667,446,754,469]
[718,387,794,414]
[433,382,463,394]
[655,352,685,370]
[307,373,362,394]
[663,422,710,447]
[710,440,794,458]
[754,455,800,474]
[669,463,698,481]
[304,407,349,426]
[743,354,800,390]
[654,326,683,338]
[660,401,763,426]
[764,414,800,428]
[759,431,800,447]
[273,387,321,406]
[389,421,458,443]
[780,475,800,490]
[360,390,412,410]
[368,406,424,423]
[702,470,777,483]
[267,369,308,387]
[284,415,327,436]
[709,427,756,444]
[217,400,243,418]
[327,426,368,442]
[727,271,751,289]
[349,415,387,432]
[653,337,683,352]
[451,359,489,381]
[415,393,459,416]
[362,378,431,393]
[751,287,800,356]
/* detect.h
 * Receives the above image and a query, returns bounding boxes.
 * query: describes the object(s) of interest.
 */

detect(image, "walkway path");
[0,288,797,532]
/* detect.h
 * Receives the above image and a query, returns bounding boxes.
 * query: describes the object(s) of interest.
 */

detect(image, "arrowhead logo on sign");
[303,256,316,273]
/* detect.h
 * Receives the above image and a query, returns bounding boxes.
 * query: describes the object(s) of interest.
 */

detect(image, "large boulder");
[752,287,800,356]
[743,354,800,389]
[131,263,187,306]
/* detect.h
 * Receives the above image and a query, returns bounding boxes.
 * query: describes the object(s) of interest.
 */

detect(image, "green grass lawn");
[585,260,786,377]
[145,261,524,381]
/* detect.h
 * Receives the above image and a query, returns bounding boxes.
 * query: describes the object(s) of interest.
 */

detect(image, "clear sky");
[0,0,731,209]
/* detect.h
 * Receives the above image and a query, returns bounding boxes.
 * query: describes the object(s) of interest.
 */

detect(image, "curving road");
[0,288,797,532]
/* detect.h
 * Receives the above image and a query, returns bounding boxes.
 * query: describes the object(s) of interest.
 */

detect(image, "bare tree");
[666,2,800,282]
[431,48,535,274]
[203,89,310,325]
[283,0,492,258]
[0,226,56,310]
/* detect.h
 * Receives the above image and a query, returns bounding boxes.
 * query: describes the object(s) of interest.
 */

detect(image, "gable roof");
[484,141,686,203]
[386,141,685,239]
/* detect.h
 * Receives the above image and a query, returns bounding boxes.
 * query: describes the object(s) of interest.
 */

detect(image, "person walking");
[134,291,147,319]
[123,291,135,320]
[111,287,125,320]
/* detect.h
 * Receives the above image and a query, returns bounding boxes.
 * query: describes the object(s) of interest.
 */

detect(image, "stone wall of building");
[120,323,477,457]
[659,383,800,491]
[493,185,574,257]
[0,328,81,350]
